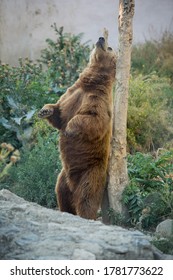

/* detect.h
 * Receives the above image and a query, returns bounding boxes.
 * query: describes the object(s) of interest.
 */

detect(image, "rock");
[156,219,173,237]
[0,189,171,260]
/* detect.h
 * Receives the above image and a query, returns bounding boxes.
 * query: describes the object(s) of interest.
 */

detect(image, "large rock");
[0,189,170,260]
[156,219,173,238]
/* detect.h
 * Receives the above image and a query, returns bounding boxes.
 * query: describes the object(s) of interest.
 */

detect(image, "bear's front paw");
[38,106,54,119]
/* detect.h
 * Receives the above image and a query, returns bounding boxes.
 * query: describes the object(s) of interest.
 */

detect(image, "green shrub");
[123,150,173,229]
[0,59,55,148]
[1,132,61,208]
[40,24,91,95]
[0,59,49,109]
[127,74,173,152]
[152,236,173,255]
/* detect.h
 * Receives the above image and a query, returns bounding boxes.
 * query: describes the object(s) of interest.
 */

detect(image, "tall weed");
[131,31,173,81]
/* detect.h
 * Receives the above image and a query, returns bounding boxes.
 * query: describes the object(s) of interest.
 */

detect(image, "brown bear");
[38,36,116,219]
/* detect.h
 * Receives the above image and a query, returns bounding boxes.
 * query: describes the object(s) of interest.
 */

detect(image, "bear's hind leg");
[76,196,99,220]
[74,167,106,220]
[55,169,76,215]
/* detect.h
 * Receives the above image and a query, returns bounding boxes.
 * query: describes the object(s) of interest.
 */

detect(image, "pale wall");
[0,0,173,65]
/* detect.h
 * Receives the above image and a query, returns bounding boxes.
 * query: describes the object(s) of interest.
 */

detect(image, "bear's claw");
[38,108,54,118]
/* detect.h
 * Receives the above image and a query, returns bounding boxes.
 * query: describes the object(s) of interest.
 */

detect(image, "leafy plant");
[1,133,61,208]
[40,24,91,95]
[152,236,173,255]
[0,98,36,148]
[123,150,173,229]
[0,60,54,147]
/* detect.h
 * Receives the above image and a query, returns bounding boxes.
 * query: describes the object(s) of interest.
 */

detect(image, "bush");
[123,150,173,230]
[40,24,91,95]
[152,236,173,255]
[0,132,61,208]
[0,59,55,148]
[127,74,173,152]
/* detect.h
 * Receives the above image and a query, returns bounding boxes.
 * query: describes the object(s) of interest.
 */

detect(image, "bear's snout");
[96,37,106,50]
[99,37,105,42]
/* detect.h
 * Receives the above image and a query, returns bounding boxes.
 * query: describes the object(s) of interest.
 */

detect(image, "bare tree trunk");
[102,0,135,223]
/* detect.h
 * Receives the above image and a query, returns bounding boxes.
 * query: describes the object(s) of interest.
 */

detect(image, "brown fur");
[38,37,116,219]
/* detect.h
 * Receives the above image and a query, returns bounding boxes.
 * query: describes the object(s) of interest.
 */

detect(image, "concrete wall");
[0,0,173,65]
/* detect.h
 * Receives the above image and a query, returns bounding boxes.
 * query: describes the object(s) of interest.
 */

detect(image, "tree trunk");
[102,0,135,223]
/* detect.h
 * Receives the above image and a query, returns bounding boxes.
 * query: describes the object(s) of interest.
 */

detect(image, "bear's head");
[89,37,116,71]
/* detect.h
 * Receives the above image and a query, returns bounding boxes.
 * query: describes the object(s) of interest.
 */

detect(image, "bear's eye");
[108,47,112,51]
